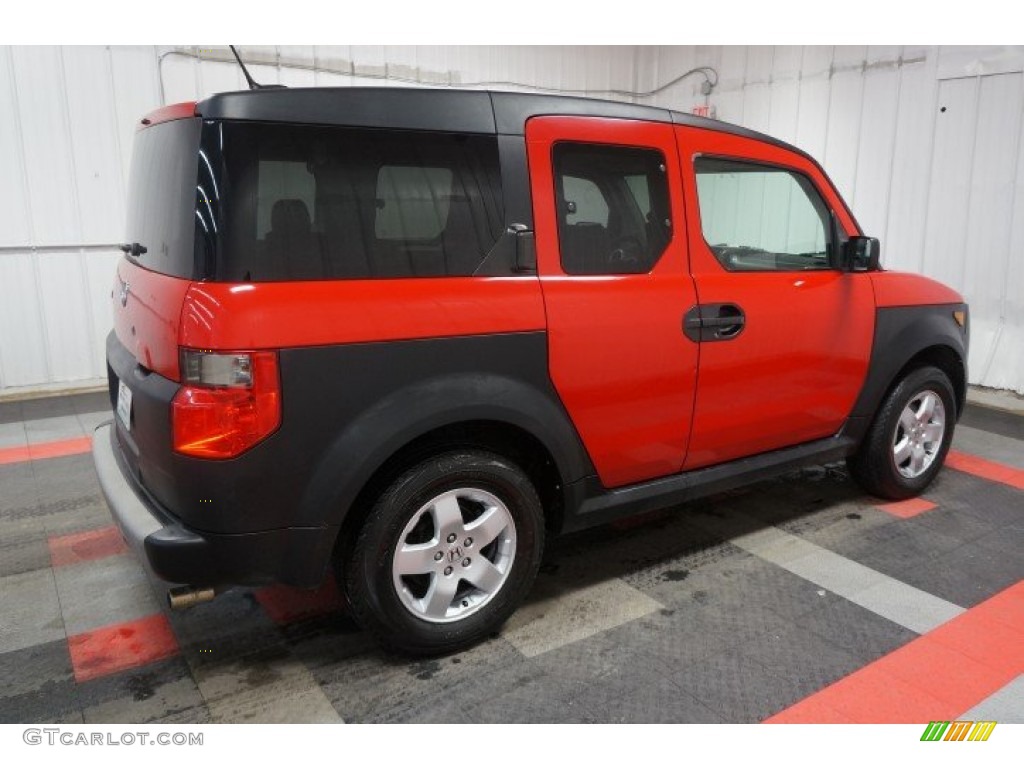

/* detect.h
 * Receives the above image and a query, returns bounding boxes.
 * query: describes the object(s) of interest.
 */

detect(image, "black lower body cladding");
[848,303,969,430]
[101,330,591,586]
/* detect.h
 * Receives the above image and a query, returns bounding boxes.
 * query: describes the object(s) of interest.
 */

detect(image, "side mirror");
[843,236,881,272]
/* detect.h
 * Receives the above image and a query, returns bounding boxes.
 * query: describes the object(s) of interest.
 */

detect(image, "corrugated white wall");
[0,45,642,394]
[2,45,1023,394]
[645,45,1024,394]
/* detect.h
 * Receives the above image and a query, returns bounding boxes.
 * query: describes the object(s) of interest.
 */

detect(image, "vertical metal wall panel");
[11,47,80,245]
[311,46,353,86]
[767,79,799,146]
[741,47,773,135]
[61,47,126,245]
[744,46,774,85]
[161,54,198,104]
[711,47,746,124]
[198,57,245,98]
[832,45,869,69]
[83,251,121,377]
[866,46,903,67]
[960,73,1023,385]
[794,54,831,162]
[352,45,388,80]
[922,78,979,292]
[849,63,900,244]
[771,46,803,81]
[992,99,1024,392]
[36,251,94,383]
[647,45,699,109]
[109,46,162,185]
[961,73,1021,301]
[0,48,33,247]
[244,45,286,89]
[0,253,49,388]
[822,72,864,202]
[277,47,318,87]
[800,46,833,77]
[742,84,772,135]
[879,55,939,273]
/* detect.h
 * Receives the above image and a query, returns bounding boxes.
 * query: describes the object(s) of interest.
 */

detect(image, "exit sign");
[692,104,717,119]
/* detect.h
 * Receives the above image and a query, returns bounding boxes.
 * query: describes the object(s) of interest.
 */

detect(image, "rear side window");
[553,143,671,275]
[694,157,833,272]
[124,119,202,278]
[255,160,316,240]
[202,122,505,281]
[375,166,454,240]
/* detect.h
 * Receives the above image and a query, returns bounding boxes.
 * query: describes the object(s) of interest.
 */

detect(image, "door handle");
[683,304,746,342]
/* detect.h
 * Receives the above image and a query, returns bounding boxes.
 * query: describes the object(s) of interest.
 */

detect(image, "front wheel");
[848,365,957,500]
[343,450,544,655]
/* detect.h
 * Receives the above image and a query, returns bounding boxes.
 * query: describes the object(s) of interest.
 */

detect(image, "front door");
[674,126,875,471]
[526,116,699,488]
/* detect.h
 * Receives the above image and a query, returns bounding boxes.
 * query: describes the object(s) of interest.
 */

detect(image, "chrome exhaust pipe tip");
[167,585,217,611]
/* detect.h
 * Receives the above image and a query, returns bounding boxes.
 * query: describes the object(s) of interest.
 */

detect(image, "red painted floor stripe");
[254,580,344,625]
[945,450,1024,490]
[766,581,1024,724]
[68,613,179,683]
[874,497,938,519]
[48,525,127,567]
[0,436,92,466]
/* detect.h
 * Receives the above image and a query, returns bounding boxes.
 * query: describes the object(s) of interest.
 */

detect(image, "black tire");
[847,365,957,500]
[342,450,544,656]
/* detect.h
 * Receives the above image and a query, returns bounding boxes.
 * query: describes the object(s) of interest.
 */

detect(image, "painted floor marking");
[946,450,1024,490]
[766,581,1024,723]
[691,510,965,634]
[68,613,180,683]
[0,436,92,465]
[874,497,938,518]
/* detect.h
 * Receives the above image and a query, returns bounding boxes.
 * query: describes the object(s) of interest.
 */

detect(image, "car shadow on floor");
[167,460,872,671]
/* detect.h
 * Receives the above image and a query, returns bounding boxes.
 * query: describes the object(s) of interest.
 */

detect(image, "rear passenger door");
[675,127,875,470]
[526,117,699,488]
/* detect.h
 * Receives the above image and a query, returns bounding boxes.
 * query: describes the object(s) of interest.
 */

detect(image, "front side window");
[553,143,671,275]
[694,157,833,272]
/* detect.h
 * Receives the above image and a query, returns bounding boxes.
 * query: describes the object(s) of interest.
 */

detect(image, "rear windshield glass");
[199,121,505,281]
[124,119,202,279]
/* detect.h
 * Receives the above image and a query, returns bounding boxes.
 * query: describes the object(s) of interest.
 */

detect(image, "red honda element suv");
[92,88,969,654]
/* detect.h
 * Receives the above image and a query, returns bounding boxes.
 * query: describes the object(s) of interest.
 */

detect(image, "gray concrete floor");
[0,392,1021,723]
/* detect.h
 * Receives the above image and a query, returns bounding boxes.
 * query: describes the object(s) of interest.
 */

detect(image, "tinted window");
[256,160,316,239]
[553,143,671,275]
[563,176,609,226]
[375,166,454,240]
[124,119,202,278]
[694,157,833,272]
[200,122,504,281]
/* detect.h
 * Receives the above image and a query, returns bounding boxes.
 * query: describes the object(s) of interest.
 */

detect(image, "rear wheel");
[848,365,957,500]
[343,450,544,655]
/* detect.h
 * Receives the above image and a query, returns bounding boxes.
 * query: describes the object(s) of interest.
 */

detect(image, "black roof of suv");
[199,86,783,142]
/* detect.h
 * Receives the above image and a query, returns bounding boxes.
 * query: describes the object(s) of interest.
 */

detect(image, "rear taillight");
[172,349,281,459]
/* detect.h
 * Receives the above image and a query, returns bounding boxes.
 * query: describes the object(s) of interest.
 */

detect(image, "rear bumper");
[91,422,335,588]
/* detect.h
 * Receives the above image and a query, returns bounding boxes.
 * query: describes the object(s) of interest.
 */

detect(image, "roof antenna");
[228,45,285,90]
